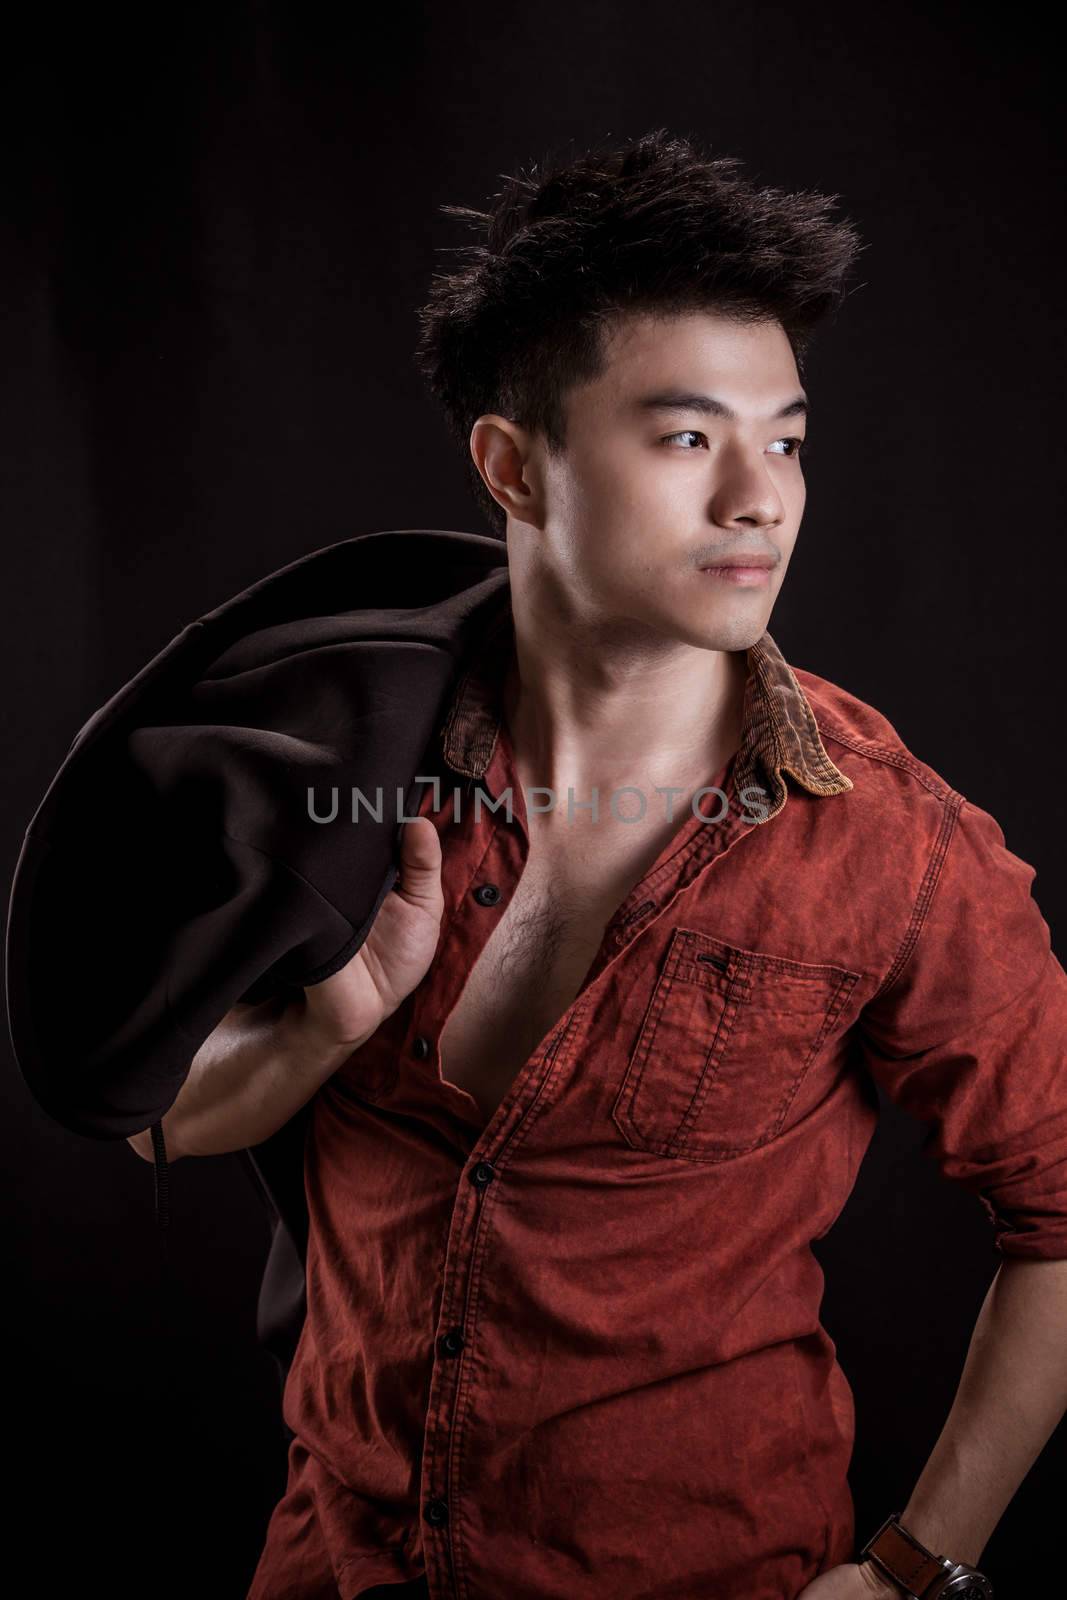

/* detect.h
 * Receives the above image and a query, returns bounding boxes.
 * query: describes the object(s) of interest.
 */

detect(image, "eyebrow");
[629,390,809,422]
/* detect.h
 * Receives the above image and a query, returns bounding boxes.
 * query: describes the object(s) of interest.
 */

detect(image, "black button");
[412,1034,431,1060]
[473,883,502,906]
[438,1326,465,1357]
[469,1159,496,1188]
[424,1497,449,1526]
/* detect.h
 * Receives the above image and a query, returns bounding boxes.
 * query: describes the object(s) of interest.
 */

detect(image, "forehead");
[576,308,798,415]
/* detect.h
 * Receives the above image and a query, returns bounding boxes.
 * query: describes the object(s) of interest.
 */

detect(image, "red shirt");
[248,600,1067,1600]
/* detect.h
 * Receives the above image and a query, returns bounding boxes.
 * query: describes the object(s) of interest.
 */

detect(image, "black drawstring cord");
[151,1118,170,1266]
[148,1120,175,1436]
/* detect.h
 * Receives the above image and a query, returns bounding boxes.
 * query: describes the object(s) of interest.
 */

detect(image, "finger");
[394,817,443,903]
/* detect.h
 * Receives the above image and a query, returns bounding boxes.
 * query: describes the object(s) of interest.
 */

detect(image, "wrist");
[858,1513,993,1599]
[858,1558,907,1597]
[281,993,381,1075]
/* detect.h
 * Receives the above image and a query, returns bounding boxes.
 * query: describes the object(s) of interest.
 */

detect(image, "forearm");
[127,994,371,1161]
[896,1255,1067,1565]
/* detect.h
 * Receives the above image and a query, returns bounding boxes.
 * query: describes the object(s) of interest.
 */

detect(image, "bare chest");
[437,828,653,1121]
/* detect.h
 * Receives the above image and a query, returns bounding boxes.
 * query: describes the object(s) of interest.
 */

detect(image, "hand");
[299,817,445,1051]
[796,1561,903,1599]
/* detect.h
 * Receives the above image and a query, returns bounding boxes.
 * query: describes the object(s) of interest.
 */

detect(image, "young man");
[135,132,1067,1599]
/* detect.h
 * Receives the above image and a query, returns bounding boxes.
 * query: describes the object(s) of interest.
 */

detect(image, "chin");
[637,615,760,656]
[664,593,774,653]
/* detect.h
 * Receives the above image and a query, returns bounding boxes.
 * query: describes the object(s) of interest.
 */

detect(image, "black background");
[2,3,1064,1596]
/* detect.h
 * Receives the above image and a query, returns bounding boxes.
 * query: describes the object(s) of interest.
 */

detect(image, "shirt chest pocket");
[612,927,862,1162]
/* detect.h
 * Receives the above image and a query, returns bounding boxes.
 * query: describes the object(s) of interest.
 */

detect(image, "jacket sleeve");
[854,793,1067,1260]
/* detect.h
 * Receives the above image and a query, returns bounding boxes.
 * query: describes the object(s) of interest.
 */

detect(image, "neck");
[502,588,750,814]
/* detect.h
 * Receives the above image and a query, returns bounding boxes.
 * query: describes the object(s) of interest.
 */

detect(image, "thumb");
[394,816,443,904]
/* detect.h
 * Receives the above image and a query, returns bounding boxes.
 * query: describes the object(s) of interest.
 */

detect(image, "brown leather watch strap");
[863,1516,948,1597]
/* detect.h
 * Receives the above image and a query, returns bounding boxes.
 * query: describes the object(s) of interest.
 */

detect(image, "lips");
[698,555,775,588]
[699,555,776,570]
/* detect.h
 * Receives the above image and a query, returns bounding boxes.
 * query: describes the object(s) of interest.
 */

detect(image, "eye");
[661,430,707,449]
[660,431,808,458]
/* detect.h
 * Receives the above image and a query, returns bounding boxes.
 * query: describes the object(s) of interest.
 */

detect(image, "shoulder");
[795,662,959,807]
[795,659,1033,891]
[787,665,1036,972]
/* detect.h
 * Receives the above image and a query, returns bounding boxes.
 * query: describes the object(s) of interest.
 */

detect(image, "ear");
[470,415,542,530]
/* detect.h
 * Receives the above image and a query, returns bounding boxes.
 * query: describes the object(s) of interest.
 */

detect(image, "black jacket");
[6,526,511,1385]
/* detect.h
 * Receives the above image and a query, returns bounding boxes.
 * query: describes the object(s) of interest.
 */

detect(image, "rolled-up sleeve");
[856,793,1067,1259]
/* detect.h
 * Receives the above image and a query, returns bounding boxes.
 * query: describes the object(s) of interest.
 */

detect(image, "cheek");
[557,462,656,560]
[773,537,799,590]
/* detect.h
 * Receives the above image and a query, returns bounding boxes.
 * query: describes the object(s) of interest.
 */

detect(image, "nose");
[707,452,788,530]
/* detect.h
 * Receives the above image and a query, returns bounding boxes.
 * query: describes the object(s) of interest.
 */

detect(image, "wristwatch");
[859,1513,994,1598]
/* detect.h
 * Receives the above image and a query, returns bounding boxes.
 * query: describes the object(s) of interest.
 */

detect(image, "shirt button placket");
[419,1152,499,1587]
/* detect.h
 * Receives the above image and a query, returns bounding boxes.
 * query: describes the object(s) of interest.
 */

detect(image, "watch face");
[940,1576,993,1599]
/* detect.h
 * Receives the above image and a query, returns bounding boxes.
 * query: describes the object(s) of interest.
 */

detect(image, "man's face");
[514,309,808,653]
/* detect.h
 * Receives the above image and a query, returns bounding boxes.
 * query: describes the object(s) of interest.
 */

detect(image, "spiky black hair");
[413,128,864,538]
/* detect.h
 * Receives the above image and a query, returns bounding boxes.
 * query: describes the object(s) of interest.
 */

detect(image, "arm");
[125,993,367,1161]
[841,1258,1067,1597]
[800,1257,1067,1599]
[893,1255,1067,1567]
[801,793,1067,1598]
